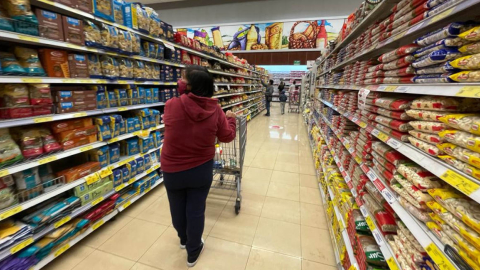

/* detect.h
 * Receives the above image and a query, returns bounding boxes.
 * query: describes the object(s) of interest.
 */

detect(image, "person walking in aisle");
[289,81,297,103]
[279,88,287,114]
[161,65,237,267]
[262,79,274,116]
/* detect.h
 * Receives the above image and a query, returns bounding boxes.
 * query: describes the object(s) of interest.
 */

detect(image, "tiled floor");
[44,104,336,270]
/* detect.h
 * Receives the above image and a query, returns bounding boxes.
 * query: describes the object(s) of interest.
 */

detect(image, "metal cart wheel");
[220,174,224,185]
[235,200,241,215]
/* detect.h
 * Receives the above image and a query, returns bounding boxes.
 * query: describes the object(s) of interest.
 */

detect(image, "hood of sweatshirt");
[180,93,219,122]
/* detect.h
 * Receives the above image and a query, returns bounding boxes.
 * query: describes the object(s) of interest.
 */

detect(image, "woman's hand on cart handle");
[226,110,236,118]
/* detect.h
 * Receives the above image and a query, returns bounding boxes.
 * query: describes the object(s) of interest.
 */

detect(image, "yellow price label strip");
[386,257,400,270]
[115,183,125,192]
[128,178,136,185]
[145,187,152,193]
[440,170,480,195]
[384,86,397,92]
[456,86,480,98]
[354,156,362,164]
[38,155,57,165]
[99,167,113,178]
[91,196,104,207]
[54,216,71,228]
[117,80,128,84]
[33,116,54,123]
[17,35,40,43]
[109,137,120,143]
[122,200,132,209]
[0,205,23,220]
[73,112,88,118]
[21,78,43,83]
[365,216,375,231]
[358,121,367,128]
[118,107,128,111]
[85,173,100,185]
[54,243,70,257]
[428,7,455,25]
[425,243,456,270]
[92,219,105,231]
[10,238,34,254]
[0,169,9,178]
[377,132,389,142]
[80,145,94,152]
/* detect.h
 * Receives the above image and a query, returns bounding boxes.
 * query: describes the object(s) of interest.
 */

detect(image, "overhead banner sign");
[176,18,345,53]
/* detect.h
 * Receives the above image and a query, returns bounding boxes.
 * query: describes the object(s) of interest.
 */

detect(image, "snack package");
[14,47,46,76]
[134,60,146,80]
[84,20,101,47]
[92,0,114,22]
[371,141,409,165]
[438,114,480,135]
[373,97,412,110]
[136,4,149,34]
[413,73,453,83]
[131,33,141,55]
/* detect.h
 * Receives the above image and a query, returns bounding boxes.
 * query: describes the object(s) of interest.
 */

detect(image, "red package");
[181,50,192,64]
[374,211,397,233]
[378,45,420,63]
[372,152,396,173]
[373,97,413,110]
[372,141,408,166]
[373,115,411,132]
[42,134,61,153]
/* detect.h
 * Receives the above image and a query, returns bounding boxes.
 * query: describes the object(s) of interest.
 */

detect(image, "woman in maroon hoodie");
[161,65,237,267]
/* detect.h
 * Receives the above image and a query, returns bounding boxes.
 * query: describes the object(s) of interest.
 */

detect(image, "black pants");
[266,100,271,115]
[163,160,213,255]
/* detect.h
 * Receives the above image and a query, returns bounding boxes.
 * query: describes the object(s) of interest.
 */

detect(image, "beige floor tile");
[301,226,336,266]
[193,237,251,270]
[245,248,301,270]
[279,144,299,154]
[122,191,161,218]
[261,197,300,224]
[244,167,273,181]
[136,195,172,226]
[301,203,327,229]
[266,182,300,201]
[210,209,259,245]
[228,192,265,216]
[276,152,299,164]
[204,202,225,235]
[300,187,322,205]
[299,162,316,176]
[72,250,135,270]
[139,227,188,270]
[299,174,319,188]
[242,178,270,196]
[99,219,167,261]
[253,218,301,257]
[251,152,277,169]
[43,244,95,270]
[302,260,337,270]
[130,263,161,270]
[81,213,133,248]
[274,161,299,173]
[270,170,299,186]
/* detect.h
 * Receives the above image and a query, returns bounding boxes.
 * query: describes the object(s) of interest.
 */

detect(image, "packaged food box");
[56,161,101,182]
[52,0,78,8]
[92,0,114,22]
[62,16,84,45]
[51,118,93,133]
[35,9,64,41]
[60,134,97,150]
[76,0,92,13]
[54,90,97,102]
[56,100,97,114]
[39,49,69,78]
[68,53,89,78]
[56,125,97,142]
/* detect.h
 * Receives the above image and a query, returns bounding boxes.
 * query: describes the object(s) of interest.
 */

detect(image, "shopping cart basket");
[288,91,300,113]
[212,116,247,214]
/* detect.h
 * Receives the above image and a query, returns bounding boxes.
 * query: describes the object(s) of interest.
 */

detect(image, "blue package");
[126,118,136,133]
[88,54,103,79]
[148,134,155,150]
[139,137,150,153]
[148,115,156,127]
[109,143,120,164]
[152,88,159,102]
[144,154,151,169]
[107,90,117,108]
[157,44,164,59]
[119,119,126,135]
[145,88,152,104]
[113,0,125,25]
[415,22,467,46]
[110,115,123,137]
[115,89,128,106]
[159,89,166,102]
[92,145,109,167]
[413,73,453,83]
[112,168,123,187]
[0,52,26,75]
[124,138,139,155]
[128,88,138,105]
[93,0,115,22]
[141,116,150,129]
[412,48,461,68]
[138,87,145,104]
[122,167,130,183]
[127,160,137,177]
[415,61,459,75]
[97,90,107,109]
[0,14,14,32]
[133,118,141,131]
[413,37,467,58]
[136,157,144,173]
[16,47,45,76]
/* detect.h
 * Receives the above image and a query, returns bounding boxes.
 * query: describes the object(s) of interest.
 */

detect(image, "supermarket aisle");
[43,103,336,270]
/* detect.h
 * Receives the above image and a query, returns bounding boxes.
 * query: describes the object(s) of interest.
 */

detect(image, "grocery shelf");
[0,76,177,85]
[319,98,480,204]
[0,102,165,129]
[215,83,254,87]
[221,97,258,109]
[213,90,262,98]
[319,0,480,74]
[318,83,480,98]
[32,178,163,270]
[316,109,461,270]
[107,124,164,143]
[208,69,256,79]
[0,145,163,222]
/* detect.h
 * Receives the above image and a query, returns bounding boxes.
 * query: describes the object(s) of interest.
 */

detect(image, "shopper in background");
[279,88,287,114]
[262,79,274,116]
[278,79,285,93]
[161,65,237,267]
[289,81,299,103]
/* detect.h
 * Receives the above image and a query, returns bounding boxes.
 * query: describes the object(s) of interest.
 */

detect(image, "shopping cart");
[212,116,247,214]
[289,90,300,113]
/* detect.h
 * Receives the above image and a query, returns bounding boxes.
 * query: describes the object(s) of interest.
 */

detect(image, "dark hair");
[185,65,214,97]
[269,79,274,85]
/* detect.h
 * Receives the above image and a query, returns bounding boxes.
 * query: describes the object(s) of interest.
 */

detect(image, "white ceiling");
[143,0,270,10]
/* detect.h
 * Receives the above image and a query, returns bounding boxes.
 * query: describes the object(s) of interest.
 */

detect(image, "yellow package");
[458,248,480,270]
[459,26,480,41]
[439,155,480,180]
[439,130,480,153]
[449,70,480,82]
[450,54,480,69]
[437,142,480,169]
[442,222,480,267]
[459,42,480,54]
[439,114,480,136]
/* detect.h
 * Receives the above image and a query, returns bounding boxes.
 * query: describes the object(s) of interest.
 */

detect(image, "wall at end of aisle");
[234,51,321,65]
[155,0,359,27]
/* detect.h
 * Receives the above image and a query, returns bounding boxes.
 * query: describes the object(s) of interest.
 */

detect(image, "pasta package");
[396,163,443,190]
[459,26,480,41]
[439,130,480,153]
[415,22,468,46]
[410,96,461,111]
[405,109,446,122]
[84,20,101,47]
[451,53,480,70]
[394,174,434,205]
[437,142,480,169]
[100,55,119,80]
[439,114,480,136]
[92,0,114,22]
[413,37,468,58]
[450,70,480,82]
[412,48,461,68]
[408,130,443,144]
[459,41,480,55]
[408,121,447,134]
[373,97,413,110]
[100,24,118,50]
[438,155,480,180]
[408,136,443,156]
[373,115,412,132]
[371,141,409,165]
[378,44,420,63]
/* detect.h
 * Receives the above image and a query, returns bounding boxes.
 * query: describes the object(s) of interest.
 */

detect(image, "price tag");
[54,243,71,257]
[10,238,34,254]
[18,35,40,42]
[386,138,401,149]
[356,197,363,206]
[355,156,362,164]
[352,189,358,197]
[384,86,397,92]
[361,164,369,173]
[73,112,88,118]
[33,116,54,123]
[440,170,480,195]
[128,178,136,185]
[344,175,351,183]
[395,86,409,93]
[366,126,374,133]
[99,167,113,178]
[348,147,354,154]
[0,169,9,178]
[365,216,375,231]
[377,132,389,142]
[371,129,380,136]
[425,243,456,270]
[92,219,105,231]
[91,196,103,206]
[122,200,132,209]
[382,189,396,204]
[347,181,353,190]
[117,80,128,84]
[366,170,378,181]
[109,137,120,143]
[351,117,358,123]
[145,187,151,193]
[115,183,125,192]
[358,121,367,128]
[456,86,480,98]
[38,155,57,165]
[164,42,176,51]
[428,7,455,25]
[118,107,128,111]
[339,166,344,172]
[373,179,386,191]
[0,205,23,220]
[360,206,367,216]
[54,216,71,228]
[372,230,383,245]
[387,257,400,270]
[85,173,100,185]
[80,145,94,152]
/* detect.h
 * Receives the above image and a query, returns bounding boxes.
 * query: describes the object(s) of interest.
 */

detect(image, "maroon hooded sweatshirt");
[161,93,237,173]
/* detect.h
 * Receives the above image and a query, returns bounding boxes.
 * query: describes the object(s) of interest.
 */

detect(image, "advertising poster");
[176,18,344,53]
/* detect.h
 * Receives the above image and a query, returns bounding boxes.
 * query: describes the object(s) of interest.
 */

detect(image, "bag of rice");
[438,114,480,135]
[408,136,444,156]
[384,67,415,77]
[439,130,480,153]
[408,121,448,134]
[412,48,462,68]
[382,55,416,70]
[372,152,396,172]
[371,142,409,166]
[409,130,443,143]
[396,163,443,190]
[437,142,480,169]
[370,122,410,141]
[374,115,412,132]
[405,109,447,121]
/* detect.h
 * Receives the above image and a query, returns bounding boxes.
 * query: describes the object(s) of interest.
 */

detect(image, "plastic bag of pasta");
[438,142,480,169]
[133,60,146,80]
[410,96,461,111]
[396,163,443,191]
[451,53,480,70]
[84,20,101,47]
[118,58,133,80]
[117,30,132,54]
[439,130,480,153]
[438,114,480,136]
[131,33,141,55]
[5,0,38,23]
[405,109,447,122]
[459,41,480,55]
[409,136,444,156]
[100,23,118,50]
[100,55,119,80]
[408,130,443,144]
[144,7,161,37]
[438,155,480,180]
[458,26,480,41]
[408,121,447,134]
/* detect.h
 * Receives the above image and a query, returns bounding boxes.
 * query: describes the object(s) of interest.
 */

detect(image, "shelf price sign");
[441,170,480,196]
